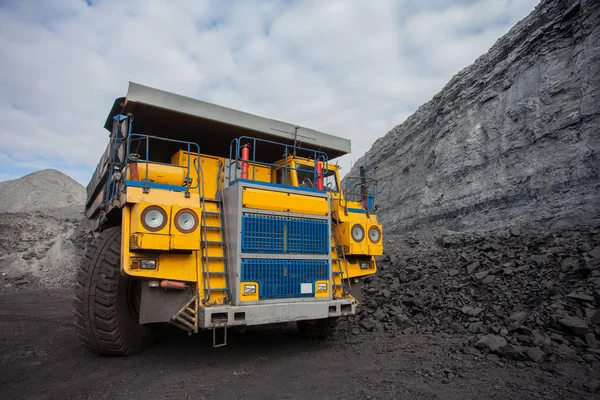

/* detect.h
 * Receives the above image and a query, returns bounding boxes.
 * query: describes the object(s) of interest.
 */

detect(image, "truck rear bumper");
[198,299,355,329]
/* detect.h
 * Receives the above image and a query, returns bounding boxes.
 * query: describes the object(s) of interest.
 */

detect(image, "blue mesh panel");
[241,214,285,253]
[241,259,330,299]
[241,214,328,254]
[286,217,328,254]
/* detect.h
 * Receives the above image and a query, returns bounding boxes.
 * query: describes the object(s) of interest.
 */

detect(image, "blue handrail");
[103,114,202,206]
[124,133,201,196]
[227,136,329,192]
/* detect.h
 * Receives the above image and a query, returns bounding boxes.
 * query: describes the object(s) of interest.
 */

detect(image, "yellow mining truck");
[74,82,382,355]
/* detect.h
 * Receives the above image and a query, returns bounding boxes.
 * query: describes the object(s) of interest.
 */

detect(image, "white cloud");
[0,0,538,184]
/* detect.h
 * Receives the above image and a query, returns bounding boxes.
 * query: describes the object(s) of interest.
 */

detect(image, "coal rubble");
[356,226,600,366]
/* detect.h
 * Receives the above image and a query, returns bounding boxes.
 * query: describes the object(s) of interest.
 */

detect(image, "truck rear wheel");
[297,317,339,339]
[73,226,157,355]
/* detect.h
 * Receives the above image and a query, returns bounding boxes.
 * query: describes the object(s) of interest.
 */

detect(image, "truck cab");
[75,82,382,355]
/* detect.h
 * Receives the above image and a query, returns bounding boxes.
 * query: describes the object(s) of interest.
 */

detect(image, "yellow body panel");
[170,234,199,250]
[242,187,328,216]
[171,151,222,199]
[127,162,188,187]
[122,205,199,282]
[125,186,200,207]
[130,233,170,251]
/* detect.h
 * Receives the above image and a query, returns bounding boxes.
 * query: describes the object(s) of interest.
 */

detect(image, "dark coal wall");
[353,0,600,234]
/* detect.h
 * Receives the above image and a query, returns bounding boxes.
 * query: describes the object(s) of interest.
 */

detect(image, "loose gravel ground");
[0,289,597,400]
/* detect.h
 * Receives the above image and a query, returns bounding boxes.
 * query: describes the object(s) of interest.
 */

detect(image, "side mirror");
[117,119,129,139]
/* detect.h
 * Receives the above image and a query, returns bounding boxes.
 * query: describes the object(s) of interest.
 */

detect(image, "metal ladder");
[198,161,231,347]
[170,295,199,334]
[199,175,231,305]
[330,215,351,298]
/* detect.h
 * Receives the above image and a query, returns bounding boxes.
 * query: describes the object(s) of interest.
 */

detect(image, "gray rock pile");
[357,226,600,365]
[0,169,86,214]
[0,169,86,289]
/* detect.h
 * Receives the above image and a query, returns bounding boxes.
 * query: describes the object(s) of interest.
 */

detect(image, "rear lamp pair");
[140,206,198,234]
[351,224,381,244]
[131,258,157,269]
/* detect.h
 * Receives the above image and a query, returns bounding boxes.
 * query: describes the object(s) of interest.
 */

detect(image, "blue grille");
[241,214,285,253]
[241,259,329,299]
[241,214,328,254]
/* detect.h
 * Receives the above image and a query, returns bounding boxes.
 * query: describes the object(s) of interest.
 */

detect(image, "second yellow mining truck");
[74,82,382,355]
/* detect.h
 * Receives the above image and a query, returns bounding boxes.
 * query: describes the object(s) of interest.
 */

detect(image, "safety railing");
[103,113,201,206]
[123,133,201,197]
[343,165,378,212]
[227,136,329,192]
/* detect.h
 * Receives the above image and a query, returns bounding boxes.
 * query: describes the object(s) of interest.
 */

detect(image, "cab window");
[296,164,315,188]
[274,167,292,186]
[323,170,339,193]
[296,164,339,192]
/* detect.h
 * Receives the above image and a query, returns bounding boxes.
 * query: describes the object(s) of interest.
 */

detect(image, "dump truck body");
[75,82,381,353]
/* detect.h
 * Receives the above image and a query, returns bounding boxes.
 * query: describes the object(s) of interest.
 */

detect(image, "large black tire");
[73,226,157,355]
[297,317,339,339]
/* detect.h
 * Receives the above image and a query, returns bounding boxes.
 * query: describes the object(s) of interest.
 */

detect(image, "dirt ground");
[0,289,597,400]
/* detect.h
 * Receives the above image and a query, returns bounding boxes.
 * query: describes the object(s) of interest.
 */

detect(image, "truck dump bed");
[85,82,351,227]
[105,82,350,159]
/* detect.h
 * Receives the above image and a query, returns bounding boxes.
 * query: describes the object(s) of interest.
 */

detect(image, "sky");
[0,0,539,185]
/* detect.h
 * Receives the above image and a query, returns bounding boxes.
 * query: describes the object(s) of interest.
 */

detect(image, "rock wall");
[352,0,600,234]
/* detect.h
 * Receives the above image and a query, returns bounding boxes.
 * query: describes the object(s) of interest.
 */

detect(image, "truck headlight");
[174,208,198,234]
[351,224,365,242]
[368,226,381,244]
[131,258,158,270]
[141,206,168,232]
[317,282,328,292]
[243,284,257,294]
[360,261,372,269]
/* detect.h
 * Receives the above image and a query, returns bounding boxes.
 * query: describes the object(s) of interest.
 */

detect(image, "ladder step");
[207,256,226,260]
[207,288,228,292]
[202,225,222,230]
[173,317,195,330]
[203,211,221,216]
[332,271,343,275]
[202,241,224,247]
[206,272,227,276]
[180,313,195,323]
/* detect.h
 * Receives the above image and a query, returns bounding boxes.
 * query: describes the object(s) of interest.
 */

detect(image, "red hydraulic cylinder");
[240,144,250,180]
[316,159,324,190]
[160,280,186,290]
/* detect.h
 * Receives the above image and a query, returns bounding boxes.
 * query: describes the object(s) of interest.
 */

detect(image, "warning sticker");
[300,283,313,294]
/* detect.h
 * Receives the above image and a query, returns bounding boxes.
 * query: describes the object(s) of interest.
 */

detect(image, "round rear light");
[368,226,381,244]
[174,209,198,234]
[141,206,168,232]
[351,224,365,242]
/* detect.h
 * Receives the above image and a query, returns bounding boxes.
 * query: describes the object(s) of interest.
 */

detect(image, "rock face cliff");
[353,0,600,235]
